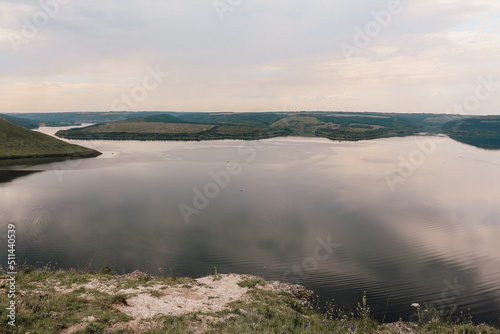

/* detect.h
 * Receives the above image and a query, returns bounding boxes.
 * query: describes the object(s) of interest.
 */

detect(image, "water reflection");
[0,170,42,184]
[1,134,500,322]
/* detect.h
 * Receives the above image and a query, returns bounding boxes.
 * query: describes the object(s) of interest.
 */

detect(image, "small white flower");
[411,303,420,308]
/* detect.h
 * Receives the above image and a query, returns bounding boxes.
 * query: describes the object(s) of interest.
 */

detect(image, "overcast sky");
[1,0,500,114]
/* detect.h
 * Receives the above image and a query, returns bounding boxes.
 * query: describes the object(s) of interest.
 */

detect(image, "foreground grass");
[0,268,133,333]
[0,267,498,334]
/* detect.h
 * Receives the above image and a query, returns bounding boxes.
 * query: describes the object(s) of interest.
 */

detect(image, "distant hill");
[53,111,500,149]
[55,116,288,141]
[5,112,176,126]
[176,112,287,126]
[0,113,39,129]
[443,116,500,149]
[56,112,450,142]
[0,117,101,160]
[125,114,187,123]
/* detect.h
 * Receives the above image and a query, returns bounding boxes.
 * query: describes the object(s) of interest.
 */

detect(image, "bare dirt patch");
[114,274,249,319]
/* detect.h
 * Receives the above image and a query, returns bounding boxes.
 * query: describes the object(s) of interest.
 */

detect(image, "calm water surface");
[1,127,500,323]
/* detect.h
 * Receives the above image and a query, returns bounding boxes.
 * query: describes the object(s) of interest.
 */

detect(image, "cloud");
[0,0,499,113]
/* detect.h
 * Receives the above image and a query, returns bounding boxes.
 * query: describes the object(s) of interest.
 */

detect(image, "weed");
[110,294,128,306]
[85,322,106,333]
[149,290,163,298]
[212,266,222,281]
[237,277,264,288]
[100,264,114,275]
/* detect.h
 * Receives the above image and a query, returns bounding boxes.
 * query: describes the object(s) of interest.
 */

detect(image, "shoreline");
[1,268,498,333]
[0,153,102,168]
[0,151,102,161]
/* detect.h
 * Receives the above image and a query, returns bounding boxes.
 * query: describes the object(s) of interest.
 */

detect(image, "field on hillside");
[83,122,215,134]
[52,111,500,149]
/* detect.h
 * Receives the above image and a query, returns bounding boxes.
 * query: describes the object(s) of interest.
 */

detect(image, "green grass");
[1,267,499,333]
[237,277,264,288]
[0,117,101,160]
[0,271,132,333]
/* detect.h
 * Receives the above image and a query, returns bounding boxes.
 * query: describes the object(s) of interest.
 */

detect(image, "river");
[1,126,500,323]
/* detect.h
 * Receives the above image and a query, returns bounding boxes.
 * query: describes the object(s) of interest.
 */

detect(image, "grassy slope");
[0,118,101,159]
[1,268,498,334]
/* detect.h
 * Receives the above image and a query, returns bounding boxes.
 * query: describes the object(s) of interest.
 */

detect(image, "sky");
[1,0,500,114]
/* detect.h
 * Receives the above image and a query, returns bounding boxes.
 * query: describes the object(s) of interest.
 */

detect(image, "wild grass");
[1,266,499,333]
[237,277,265,288]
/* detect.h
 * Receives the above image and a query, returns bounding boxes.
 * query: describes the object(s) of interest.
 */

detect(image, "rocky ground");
[2,270,497,333]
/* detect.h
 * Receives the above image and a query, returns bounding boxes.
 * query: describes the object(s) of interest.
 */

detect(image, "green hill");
[56,112,433,141]
[0,117,101,160]
[176,112,287,126]
[443,115,500,149]
[0,113,39,129]
[4,111,173,126]
[126,113,187,123]
[55,120,288,141]
[54,111,500,148]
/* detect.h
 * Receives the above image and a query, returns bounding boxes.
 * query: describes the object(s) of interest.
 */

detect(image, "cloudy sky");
[1,0,500,114]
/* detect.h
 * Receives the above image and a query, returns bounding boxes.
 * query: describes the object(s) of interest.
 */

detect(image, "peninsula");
[0,117,101,162]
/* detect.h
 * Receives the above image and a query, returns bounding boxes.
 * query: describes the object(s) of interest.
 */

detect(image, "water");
[1,126,500,323]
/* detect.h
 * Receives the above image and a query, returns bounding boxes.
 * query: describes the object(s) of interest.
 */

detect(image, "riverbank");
[0,117,102,165]
[0,154,102,168]
[0,268,498,333]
